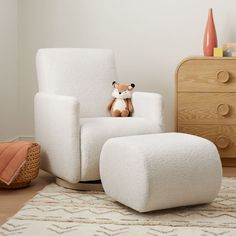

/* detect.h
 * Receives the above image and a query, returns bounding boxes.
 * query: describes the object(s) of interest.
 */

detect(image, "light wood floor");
[0,170,54,225]
[0,168,236,225]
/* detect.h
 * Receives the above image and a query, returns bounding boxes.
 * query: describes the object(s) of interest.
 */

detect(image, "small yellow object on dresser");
[214,48,223,57]
[176,57,236,167]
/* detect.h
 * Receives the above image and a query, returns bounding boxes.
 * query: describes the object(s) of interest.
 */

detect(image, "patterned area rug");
[0,178,236,236]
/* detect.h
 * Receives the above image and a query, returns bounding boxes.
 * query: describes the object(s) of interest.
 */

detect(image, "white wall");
[0,0,18,141]
[17,0,236,135]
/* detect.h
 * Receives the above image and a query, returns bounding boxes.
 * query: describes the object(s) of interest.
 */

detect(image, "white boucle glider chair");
[34,48,163,190]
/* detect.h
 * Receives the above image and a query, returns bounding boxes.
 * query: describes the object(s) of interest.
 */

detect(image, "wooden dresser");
[176,57,236,166]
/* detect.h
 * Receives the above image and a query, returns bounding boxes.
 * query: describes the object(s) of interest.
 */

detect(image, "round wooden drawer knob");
[217,71,230,83]
[216,103,230,116]
[215,135,230,149]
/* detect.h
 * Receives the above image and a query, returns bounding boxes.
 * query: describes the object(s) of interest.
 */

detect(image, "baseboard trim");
[18,136,35,142]
[4,136,35,142]
[5,136,19,142]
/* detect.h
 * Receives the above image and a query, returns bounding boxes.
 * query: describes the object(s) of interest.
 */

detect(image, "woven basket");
[0,143,40,189]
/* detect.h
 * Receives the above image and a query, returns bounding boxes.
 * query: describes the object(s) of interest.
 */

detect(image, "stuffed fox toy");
[108,81,135,117]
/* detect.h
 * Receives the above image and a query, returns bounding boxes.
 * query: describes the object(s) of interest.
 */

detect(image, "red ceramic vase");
[203,8,218,56]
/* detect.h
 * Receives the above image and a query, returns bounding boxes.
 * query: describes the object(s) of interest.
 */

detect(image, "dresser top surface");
[176,56,236,74]
[181,56,236,60]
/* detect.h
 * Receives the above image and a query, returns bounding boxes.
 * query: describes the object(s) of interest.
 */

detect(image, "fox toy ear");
[128,83,135,90]
[112,81,119,88]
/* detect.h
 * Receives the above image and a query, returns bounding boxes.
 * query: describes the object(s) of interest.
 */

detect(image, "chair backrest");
[36,48,117,117]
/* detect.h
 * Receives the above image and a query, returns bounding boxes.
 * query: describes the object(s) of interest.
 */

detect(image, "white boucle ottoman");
[100,133,222,212]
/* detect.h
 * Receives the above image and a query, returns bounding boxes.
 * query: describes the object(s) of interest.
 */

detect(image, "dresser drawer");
[178,93,236,125]
[177,58,236,92]
[178,124,236,158]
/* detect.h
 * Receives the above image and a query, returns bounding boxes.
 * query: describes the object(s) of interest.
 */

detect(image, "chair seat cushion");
[100,133,222,212]
[80,117,161,181]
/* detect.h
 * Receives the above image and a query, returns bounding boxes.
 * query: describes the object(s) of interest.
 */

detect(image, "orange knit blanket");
[0,142,32,185]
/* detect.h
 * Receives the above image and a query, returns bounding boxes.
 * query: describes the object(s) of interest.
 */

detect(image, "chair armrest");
[34,92,80,183]
[132,92,163,126]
